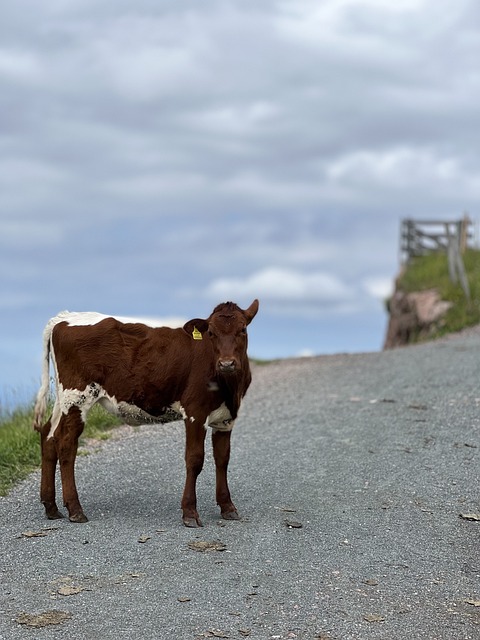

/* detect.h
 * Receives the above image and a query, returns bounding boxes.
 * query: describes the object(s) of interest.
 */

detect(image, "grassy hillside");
[395,248,480,339]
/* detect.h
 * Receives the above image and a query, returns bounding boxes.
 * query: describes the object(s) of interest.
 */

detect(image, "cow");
[32,299,259,527]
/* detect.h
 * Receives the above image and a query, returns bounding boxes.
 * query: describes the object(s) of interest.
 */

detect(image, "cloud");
[276,0,465,53]
[0,48,42,82]
[325,147,473,194]
[206,266,355,311]
[362,276,394,300]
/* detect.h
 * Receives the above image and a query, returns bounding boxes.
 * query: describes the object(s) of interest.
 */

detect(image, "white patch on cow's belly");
[110,399,185,426]
[206,403,235,432]
[47,382,185,438]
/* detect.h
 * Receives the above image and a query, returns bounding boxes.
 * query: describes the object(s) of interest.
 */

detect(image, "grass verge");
[0,404,121,496]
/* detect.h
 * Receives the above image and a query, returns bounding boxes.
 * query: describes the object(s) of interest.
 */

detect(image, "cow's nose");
[218,359,236,373]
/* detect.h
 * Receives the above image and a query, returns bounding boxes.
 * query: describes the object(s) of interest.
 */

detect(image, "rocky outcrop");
[383,288,453,349]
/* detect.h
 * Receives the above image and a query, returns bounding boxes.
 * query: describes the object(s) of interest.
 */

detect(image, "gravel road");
[1,331,479,639]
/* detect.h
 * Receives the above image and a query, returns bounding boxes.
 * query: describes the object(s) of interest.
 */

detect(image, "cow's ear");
[183,318,209,339]
[244,299,259,325]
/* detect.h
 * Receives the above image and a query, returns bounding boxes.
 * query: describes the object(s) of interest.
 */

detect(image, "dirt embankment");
[384,287,452,348]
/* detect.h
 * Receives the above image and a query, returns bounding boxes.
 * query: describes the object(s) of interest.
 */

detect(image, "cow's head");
[184,299,259,375]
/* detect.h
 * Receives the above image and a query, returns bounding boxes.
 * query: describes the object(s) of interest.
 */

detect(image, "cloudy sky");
[1,0,479,408]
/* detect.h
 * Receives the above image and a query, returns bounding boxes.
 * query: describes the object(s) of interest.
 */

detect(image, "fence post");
[447,225,471,301]
[455,248,471,302]
[447,228,458,284]
[459,214,470,252]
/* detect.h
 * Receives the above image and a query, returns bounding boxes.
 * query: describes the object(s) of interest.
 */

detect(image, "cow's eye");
[208,329,215,338]
[241,327,247,335]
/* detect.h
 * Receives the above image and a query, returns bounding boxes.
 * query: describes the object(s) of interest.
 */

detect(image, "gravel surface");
[1,331,479,639]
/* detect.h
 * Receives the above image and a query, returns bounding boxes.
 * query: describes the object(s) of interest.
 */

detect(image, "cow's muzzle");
[217,359,237,374]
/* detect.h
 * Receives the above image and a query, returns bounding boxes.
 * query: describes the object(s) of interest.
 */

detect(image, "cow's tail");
[32,312,68,432]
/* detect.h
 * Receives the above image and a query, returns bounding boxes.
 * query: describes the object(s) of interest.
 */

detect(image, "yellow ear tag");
[192,327,203,340]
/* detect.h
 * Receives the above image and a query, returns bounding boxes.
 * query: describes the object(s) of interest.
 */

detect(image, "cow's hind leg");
[39,419,64,520]
[181,420,207,527]
[212,430,239,521]
[55,407,88,523]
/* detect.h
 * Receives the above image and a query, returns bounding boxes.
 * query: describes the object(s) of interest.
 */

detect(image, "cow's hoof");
[69,512,88,523]
[221,509,240,521]
[43,502,65,520]
[183,516,203,528]
[47,510,65,520]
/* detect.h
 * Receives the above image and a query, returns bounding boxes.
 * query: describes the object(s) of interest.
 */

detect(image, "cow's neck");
[215,366,249,420]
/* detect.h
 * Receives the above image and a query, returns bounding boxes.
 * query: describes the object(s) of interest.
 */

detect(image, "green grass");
[0,407,41,496]
[0,403,121,496]
[395,248,480,341]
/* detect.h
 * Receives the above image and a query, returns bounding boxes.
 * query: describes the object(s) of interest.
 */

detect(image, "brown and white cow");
[33,300,259,527]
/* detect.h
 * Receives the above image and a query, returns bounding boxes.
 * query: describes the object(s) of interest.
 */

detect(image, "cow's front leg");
[181,420,207,527]
[56,408,88,523]
[212,429,239,521]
